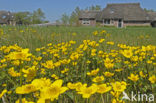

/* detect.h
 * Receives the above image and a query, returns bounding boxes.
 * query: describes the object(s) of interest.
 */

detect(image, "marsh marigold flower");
[16,98,34,103]
[78,84,97,98]
[139,71,146,78]
[39,79,68,102]
[22,66,37,82]
[8,67,20,77]
[104,58,114,69]
[92,76,104,83]
[128,73,139,82]
[103,72,114,77]
[87,68,99,76]
[97,84,111,94]
[7,49,32,60]
[149,75,156,84]
[121,49,133,58]
[111,81,127,92]
[31,78,51,90]
[16,84,37,94]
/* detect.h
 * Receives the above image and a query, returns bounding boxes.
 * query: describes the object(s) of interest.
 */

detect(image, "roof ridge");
[107,2,140,6]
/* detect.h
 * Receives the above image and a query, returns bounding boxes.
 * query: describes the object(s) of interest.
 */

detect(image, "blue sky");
[0,0,156,22]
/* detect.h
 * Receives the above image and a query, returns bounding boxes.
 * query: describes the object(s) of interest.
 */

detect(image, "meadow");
[0,26,156,103]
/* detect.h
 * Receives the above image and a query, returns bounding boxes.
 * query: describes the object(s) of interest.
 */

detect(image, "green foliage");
[61,13,70,25]
[61,5,101,26]
[14,12,32,25]
[14,8,48,25]
[85,5,101,11]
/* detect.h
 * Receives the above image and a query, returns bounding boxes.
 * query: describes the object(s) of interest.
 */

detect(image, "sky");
[0,0,156,22]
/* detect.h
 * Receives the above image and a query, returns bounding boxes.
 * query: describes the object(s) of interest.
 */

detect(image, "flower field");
[0,26,156,103]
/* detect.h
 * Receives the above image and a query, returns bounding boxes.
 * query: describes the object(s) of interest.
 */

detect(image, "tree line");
[59,5,101,26]
[14,8,49,25]
[14,5,155,25]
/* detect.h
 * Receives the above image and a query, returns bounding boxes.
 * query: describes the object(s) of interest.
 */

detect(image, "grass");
[0,26,156,51]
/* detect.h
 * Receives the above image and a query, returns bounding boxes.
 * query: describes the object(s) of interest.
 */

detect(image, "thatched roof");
[79,10,100,19]
[0,11,14,24]
[147,11,156,21]
[97,3,150,21]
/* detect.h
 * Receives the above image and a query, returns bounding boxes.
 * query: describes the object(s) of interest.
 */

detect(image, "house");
[79,3,156,27]
[0,11,16,25]
[79,11,100,26]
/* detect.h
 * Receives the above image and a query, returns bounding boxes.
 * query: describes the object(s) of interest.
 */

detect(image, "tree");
[144,8,155,12]
[14,8,47,25]
[61,13,69,25]
[14,12,32,25]
[86,5,101,11]
[32,8,45,24]
[69,6,81,26]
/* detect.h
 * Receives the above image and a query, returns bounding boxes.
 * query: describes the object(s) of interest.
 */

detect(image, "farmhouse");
[79,3,156,27]
[0,11,15,25]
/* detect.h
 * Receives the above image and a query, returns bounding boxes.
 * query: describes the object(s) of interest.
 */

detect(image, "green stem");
[101,94,104,103]
[86,98,89,103]
[19,67,23,103]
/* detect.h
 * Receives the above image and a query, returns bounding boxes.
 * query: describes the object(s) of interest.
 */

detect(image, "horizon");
[0,0,156,23]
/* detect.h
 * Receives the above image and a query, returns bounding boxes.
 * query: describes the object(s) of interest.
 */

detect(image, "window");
[82,19,90,25]
[104,19,110,24]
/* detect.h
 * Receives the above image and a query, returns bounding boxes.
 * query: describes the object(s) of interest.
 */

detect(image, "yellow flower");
[11,60,20,66]
[100,30,106,34]
[92,76,104,83]
[67,82,77,89]
[87,68,99,76]
[99,39,105,43]
[147,60,152,64]
[103,72,114,77]
[8,67,20,77]
[51,74,59,80]
[78,84,97,98]
[112,81,127,92]
[67,82,87,91]
[42,60,55,69]
[61,68,69,74]
[121,49,133,58]
[149,75,156,84]
[128,73,139,82]
[112,98,125,103]
[139,71,146,78]
[111,91,121,98]
[97,84,111,94]
[20,30,24,33]
[2,84,7,87]
[39,79,68,102]
[16,84,37,94]
[31,78,51,90]
[22,66,37,82]
[16,98,34,103]
[93,31,98,36]
[104,58,114,69]
[7,49,32,60]
[115,68,123,72]
[0,89,7,98]
[107,41,114,45]
[131,56,138,62]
